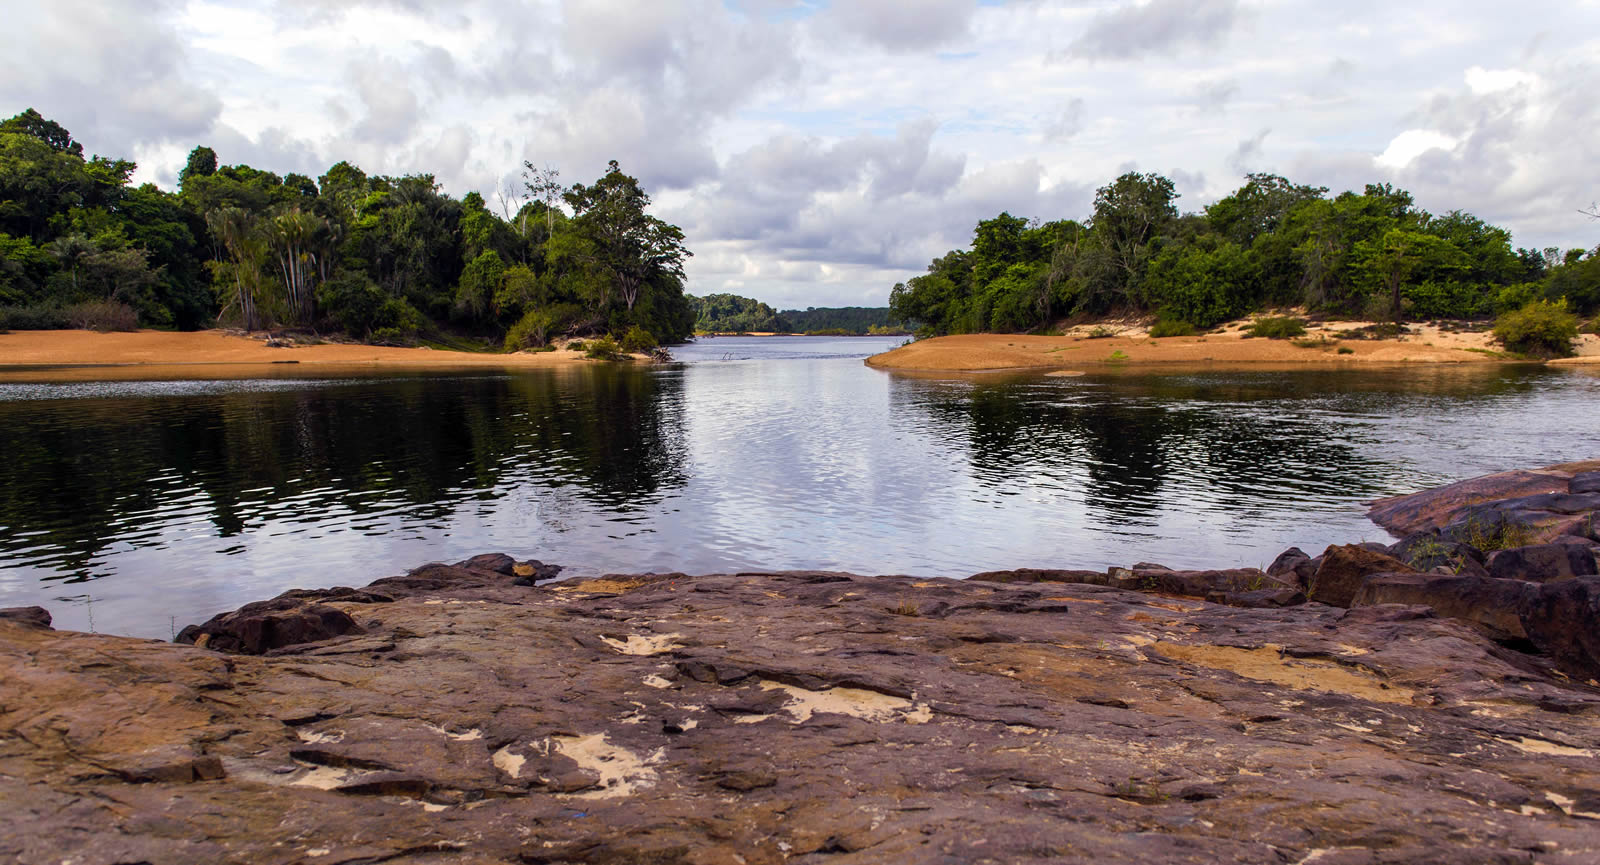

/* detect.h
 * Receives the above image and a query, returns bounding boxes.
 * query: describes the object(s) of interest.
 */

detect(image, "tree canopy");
[892,171,1595,335]
[0,109,696,347]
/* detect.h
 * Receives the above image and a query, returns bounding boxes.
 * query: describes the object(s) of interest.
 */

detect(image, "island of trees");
[888,172,1599,345]
[0,109,695,349]
[687,294,906,335]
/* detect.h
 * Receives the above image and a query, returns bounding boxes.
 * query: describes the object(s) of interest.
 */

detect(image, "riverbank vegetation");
[688,293,907,334]
[889,171,1600,341]
[0,109,694,347]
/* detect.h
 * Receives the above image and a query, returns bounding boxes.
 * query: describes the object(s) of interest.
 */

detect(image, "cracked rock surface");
[5,558,1600,864]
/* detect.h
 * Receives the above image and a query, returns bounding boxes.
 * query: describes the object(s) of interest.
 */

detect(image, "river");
[1,335,1596,637]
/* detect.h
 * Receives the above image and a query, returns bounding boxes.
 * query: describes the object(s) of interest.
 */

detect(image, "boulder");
[1367,469,1571,535]
[1101,566,1278,599]
[456,552,516,575]
[1443,495,1600,546]
[0,606,52,628]
[1487,542,1600,582]
[1266,547,1318,589]
[1350,573,1535,643]
[511,559,565,585]
[174,596,364,654]
[1571,471,1600,495]
[1519,577,1600,681]
[1309,544,1417,607]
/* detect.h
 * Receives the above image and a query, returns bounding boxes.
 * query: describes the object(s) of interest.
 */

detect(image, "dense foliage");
[777,306,907,334]
[891,171,1597,336]
[688,293,905,334]
[0,109,694,346]
[1494,299,1580,358]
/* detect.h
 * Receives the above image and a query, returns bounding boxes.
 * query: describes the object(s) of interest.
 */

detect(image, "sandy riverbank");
[0,329,603,378]
[867,318,1600,372]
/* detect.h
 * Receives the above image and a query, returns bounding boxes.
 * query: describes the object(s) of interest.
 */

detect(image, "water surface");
[2,335,1596,637]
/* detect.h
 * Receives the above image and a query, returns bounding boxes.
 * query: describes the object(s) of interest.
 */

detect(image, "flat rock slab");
[5,567,1600,864]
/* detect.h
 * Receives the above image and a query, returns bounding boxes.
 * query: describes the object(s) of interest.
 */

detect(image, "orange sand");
[867,318,1600,372]
[0,329,598,380]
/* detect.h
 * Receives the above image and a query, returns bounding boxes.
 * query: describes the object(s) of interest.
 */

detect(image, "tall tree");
[563,161,690,313]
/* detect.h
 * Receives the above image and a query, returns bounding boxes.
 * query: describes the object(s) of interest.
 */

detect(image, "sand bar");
[0,329,599,381]
[867,319,1600,372]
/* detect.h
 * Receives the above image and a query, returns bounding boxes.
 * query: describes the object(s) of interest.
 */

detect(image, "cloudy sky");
[4,0,1598,309]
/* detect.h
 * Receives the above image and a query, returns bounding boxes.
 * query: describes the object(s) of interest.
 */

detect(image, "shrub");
[368,298,427,346]
[1246,317,1307,339]
[0,302,70,330]
[65,300,139,332]
[1085,326,1116,339]
[584,335,625,360]
[619,325,658,353]
[566,340,586,352]
[1494,299,1578,358]
[1337,346,1355,355]
[1148,319,1196,338]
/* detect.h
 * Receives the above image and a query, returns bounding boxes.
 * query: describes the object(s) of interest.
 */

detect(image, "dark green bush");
[584,335,625,360]
[0,302,69,330]
[1148,319,1196,338]
[1494,299,1578,358]
[1246,317,1307,339]
[619,324,658,353]
[65,300,139,332]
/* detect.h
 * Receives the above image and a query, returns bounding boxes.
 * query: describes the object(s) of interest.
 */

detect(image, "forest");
[688,293,905,334]
[890,171,1600,337]
[0,109,695,347]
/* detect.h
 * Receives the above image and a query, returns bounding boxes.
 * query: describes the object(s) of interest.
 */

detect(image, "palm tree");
[206,207,268,331]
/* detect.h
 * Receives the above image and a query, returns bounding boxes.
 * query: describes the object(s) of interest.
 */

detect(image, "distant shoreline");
[694,331,908,338]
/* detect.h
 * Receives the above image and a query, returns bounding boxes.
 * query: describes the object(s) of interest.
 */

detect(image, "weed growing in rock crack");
[890,598,920,617]
[1114,778,1167,802]
[1456,516,1535,552]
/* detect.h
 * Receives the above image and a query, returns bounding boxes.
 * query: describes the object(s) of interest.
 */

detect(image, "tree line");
[688,293,906,334]
[0,108,695,346]
[890,171,1600,336]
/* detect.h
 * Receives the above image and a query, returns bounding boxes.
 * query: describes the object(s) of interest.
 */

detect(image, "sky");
[3,0,1598,310]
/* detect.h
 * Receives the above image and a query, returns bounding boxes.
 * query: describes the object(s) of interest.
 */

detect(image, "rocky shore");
[5,464,1600,864]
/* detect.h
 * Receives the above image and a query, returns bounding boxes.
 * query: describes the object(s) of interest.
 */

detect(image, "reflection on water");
[1,336,1596,638]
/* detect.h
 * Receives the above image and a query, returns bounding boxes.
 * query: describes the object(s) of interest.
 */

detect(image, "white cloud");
[3,0,1598,308]
[1376,130,1459,169]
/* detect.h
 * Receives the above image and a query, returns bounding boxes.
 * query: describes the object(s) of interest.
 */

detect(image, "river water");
[1,335,1596,638]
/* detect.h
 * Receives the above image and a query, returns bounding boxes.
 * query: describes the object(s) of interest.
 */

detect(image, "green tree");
[563,160,690,314]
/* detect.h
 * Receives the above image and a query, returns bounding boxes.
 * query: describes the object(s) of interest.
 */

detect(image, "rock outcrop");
[6,559,1600,864]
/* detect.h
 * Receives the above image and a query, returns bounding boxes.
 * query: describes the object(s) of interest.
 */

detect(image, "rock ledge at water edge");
[6,469,1600,863]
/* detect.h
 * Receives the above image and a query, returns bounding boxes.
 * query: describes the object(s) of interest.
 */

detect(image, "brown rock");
[1520,577,1600,681]
[968,568,1107,585]
[6,567,1600,864]
[1309,545,1417,607]
[1368,469,1572,535]
[1350,573,1536,643]
[174,596,364,654]
[0,605,51,628]
[1488,542,1600,582]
